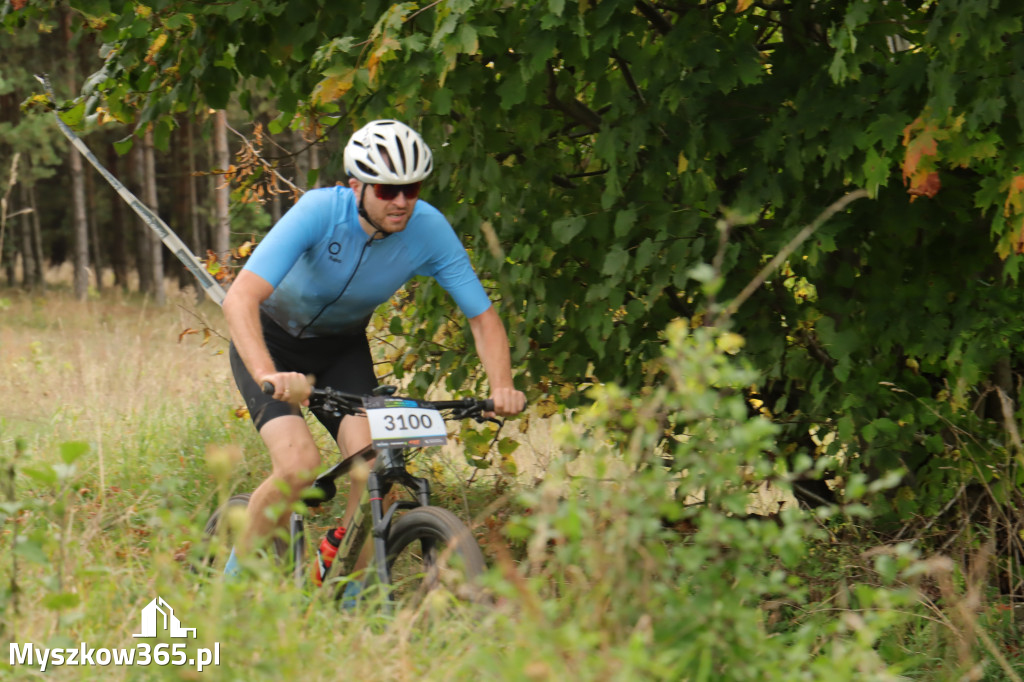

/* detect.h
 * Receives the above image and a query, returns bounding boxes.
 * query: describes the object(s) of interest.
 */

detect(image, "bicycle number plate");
[364,397,447,448]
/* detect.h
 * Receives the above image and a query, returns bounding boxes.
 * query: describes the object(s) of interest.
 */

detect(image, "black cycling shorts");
[229,313,378,438]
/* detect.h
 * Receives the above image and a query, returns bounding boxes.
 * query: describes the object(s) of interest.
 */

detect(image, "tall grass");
[2,289,1023,680]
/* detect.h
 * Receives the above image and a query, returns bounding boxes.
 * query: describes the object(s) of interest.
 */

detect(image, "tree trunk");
[213,110,230,257]
[131,141,152,294]
[172,120,191,291]
[106,144,129,290]
[293,128,309,191]
[69,146,90,300]
[309,142,321,189]
[1,207,13,286]
[18,183,36,289]
[142,129,165,305]
[187,118,205,255]
[63,8,89,300]
[270,192,282,224]
[28,184,45,286]
[85,160,104,292]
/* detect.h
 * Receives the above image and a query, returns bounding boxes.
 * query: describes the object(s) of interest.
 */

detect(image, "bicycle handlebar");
[260,382,495,419]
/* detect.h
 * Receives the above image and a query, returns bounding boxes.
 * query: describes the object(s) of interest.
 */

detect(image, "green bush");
[484,322,975,680]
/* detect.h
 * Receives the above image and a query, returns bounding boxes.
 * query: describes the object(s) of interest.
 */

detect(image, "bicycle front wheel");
[385,506,487,604]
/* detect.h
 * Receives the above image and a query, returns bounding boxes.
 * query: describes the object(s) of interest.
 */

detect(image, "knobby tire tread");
[385,506,486,601]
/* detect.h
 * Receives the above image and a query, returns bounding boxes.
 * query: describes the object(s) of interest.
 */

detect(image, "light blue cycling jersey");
[243,186,491,338]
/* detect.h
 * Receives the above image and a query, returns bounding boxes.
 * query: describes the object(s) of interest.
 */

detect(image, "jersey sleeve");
[243,189,336,288]
[420,215,492,319]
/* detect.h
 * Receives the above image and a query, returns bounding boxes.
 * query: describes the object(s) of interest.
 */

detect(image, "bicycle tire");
[196,493,251,574]
[384,506,487,604]
[197,493,294,577]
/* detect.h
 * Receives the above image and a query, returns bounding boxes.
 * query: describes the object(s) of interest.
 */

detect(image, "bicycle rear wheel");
[195,493,251,575]
[384,506,487,604]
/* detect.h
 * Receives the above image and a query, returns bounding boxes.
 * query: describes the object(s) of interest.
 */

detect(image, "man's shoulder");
[408,199,454,234]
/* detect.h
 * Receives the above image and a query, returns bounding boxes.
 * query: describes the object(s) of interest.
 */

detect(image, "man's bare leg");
[335,414,373,530]
[241,415,321,556]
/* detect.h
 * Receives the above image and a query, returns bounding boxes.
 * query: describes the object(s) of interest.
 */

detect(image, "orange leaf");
[1003,174,1024,217]
[178,328,199,343]
[145,33,167,66]
[234,240,255,258]
[736,0,753,11]
[907,171,941,201]
[312,70,356,105]
[901,133,937,185]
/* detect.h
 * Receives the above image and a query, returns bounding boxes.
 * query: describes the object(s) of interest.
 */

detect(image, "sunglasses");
[372,182,422,201]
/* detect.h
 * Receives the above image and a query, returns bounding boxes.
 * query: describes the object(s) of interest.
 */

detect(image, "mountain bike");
[199,384,497,605]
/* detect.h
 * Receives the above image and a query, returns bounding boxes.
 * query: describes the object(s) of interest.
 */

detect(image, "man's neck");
[358,216,390,240]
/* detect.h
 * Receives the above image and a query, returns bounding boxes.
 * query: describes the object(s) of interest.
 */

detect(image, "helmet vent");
[344,119,433,184]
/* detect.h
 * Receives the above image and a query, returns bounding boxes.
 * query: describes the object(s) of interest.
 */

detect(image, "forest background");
[3,0,1024,679]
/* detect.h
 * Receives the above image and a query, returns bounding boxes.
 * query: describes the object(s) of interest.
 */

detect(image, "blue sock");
[224,547,241,578]
[341,581,361,609]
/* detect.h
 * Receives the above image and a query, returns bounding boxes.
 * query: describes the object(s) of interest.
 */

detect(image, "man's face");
[350,178,418,235]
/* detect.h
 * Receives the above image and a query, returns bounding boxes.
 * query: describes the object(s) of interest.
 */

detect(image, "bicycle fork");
[327,447,433,591]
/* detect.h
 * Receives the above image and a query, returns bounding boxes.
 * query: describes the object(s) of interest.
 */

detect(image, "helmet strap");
[357,182,389,240]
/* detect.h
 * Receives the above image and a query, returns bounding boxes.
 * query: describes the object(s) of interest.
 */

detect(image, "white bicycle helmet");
[344,119,433,184]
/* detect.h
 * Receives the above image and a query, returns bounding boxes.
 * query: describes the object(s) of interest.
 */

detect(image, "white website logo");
[11,595,220,673]
[133,596,197,639]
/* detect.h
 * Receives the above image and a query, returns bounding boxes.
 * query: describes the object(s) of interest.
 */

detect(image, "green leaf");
[14,541,48,565]
[613,209,636,238]
[862,147,889,197]
[497,73,526,110]
[498,437,520,456]
[22,465,57,487]
[113,135,135,155]
[226,1,249,22]
[43,592,81,611]
[59,441,89,465]
[553,216,585,244]
[153,119,172,152]
[602,247,628,276]
[456,23,479,54]
[130,18,149,39]
[200,67,235,110]
[268,114,292,135]
[432,87,454,115]
[58,100,86,128]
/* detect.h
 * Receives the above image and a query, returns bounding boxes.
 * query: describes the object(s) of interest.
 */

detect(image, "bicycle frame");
[248,384,496,593]
[290,442,434,591]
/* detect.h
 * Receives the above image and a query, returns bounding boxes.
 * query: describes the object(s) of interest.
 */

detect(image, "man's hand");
[260,372,313,406]
[489,386,526,417]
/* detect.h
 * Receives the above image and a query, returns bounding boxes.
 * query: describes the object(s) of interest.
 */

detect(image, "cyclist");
[221,119,526,573]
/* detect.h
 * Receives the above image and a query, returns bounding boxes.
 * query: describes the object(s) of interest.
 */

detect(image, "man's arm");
[467,305,526,416]
[223,270,310,404]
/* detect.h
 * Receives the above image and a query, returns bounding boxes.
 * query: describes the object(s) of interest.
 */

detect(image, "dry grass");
[0,279,573,682]
[0,282,237,449]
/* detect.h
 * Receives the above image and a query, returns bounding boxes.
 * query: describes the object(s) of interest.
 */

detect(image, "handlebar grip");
[261,381,275,396]
[482,399,495,412]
